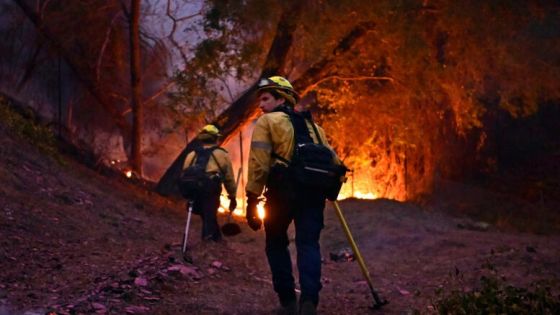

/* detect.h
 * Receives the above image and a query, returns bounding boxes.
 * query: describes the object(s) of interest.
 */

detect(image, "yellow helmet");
[197,124,221,142]
[257,76,299,105]
[201,124,221,136]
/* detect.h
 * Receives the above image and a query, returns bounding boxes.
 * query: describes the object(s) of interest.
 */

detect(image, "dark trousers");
[264,187,325,306]
[193,192,222,241]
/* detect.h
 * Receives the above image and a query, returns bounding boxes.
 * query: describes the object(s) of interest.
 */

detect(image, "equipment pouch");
[265,164,295,201]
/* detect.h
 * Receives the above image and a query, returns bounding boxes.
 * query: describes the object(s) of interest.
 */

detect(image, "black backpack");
[274,107,348,201]
[178,146,224,199]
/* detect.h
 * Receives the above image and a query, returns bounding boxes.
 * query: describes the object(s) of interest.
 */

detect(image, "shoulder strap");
[273,106,321,145]
[209,149,226,177]
[193,146,214,169]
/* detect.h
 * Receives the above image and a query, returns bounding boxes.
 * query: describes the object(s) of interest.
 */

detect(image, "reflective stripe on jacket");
[246,111,338,196]
[183,145,237,197]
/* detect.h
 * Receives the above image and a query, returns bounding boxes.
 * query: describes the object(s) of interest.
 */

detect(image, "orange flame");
[257,202,265,219]
[337,176,379,200]
[219,195,266,219]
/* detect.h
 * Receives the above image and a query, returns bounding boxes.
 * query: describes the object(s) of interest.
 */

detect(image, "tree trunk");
[129,0,143,177]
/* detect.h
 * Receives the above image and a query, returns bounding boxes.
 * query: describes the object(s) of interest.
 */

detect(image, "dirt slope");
[1,122,559,315]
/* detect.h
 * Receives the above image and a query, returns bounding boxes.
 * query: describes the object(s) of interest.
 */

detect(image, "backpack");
[273,107,348,201]
[178,146,224,199]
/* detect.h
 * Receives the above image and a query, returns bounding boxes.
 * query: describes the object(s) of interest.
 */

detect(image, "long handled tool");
[332,201,388,309]
[181,200,194,263]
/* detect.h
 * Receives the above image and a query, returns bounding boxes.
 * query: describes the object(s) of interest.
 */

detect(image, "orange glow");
[257,202,265,219]
[125,170,132,178]
[337,176,379,200]
[219,194,265,219]
[219,195,244,217]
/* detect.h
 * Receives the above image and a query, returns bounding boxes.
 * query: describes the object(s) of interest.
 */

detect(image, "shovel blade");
[221,222,242,236]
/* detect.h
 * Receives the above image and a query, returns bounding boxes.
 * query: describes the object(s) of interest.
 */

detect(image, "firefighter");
[245,76,341,315]
[183,124,237,241]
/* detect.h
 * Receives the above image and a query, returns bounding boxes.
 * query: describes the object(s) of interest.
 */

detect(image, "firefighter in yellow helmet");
[245,76,344,315]
[182,124,237,241]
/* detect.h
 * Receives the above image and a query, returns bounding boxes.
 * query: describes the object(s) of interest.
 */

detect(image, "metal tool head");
[369,299,388,310]
[221,222,242,236]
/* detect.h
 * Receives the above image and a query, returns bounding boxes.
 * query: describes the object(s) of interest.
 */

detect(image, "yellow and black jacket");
[246,110,340,196]
[183,145,237,197]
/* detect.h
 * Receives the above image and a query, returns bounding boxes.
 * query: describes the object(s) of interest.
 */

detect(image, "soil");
[1,122,559,315]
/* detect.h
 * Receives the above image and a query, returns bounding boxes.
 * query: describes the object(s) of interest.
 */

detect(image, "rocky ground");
[1,122,559,315]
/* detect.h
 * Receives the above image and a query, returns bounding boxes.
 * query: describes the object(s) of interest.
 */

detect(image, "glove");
[246,192,262,231]
[228,196,237,212]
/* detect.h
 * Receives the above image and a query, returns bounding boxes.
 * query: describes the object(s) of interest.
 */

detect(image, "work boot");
[298,300,316,315]
[277,300,297,315]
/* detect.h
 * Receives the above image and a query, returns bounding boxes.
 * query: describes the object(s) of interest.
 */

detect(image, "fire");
[125,170,132,178]
[257,202,265,219]
[218,195,244,217]
[218,194,266,219]
[338,189,378,200]
[337,179,378,200]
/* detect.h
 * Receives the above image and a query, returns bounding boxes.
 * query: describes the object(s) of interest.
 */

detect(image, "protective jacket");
[183,145,237,197]
[246,107,340,196]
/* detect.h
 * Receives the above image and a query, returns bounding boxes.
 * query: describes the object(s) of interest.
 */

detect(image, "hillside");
[1,117,559,315]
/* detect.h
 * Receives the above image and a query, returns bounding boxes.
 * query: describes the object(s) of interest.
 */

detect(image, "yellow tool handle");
[332,201,374,285]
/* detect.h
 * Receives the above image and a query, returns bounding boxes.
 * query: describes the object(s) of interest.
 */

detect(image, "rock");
[91,303,106,313]
[167,264,201,279]
[125,305,150,314]
[397,288,411,296]
[207,268,217,275]
[143,296,160,302]
[134,277,148,287]
[211,261,223,269]
[329,248,355,262]
[457,221,490,231]
[92,303,105,309]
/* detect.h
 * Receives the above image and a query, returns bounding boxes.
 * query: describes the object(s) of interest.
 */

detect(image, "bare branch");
[165,0,200,64]
[217,77,234,103]
[96,12,121,81]
[145,80,175,106]
[293,21,376,93]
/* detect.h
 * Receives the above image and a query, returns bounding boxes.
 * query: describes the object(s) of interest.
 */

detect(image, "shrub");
[0,96,62,162]
[435,276,560,314]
